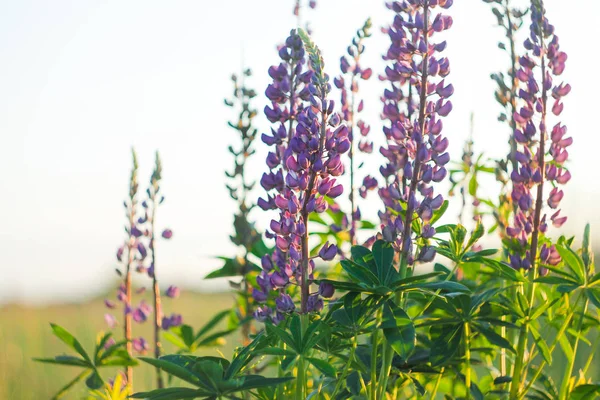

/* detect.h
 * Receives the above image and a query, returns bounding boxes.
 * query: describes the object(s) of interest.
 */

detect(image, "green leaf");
[570,384,600,400]
[340,260,379,286]
[131,388,212,399]
[50,324,92,364]
[430,324,463,366]
[430,200,449,225]
[306,357,336,377]
[265,322,298,353]
[477,257,523,281]
[51,370,91,400]
[225,332,264,379]
[382,301,415,359]
[33,356,89,367]
[372,240,395,284]
[195,309,231,341]
[529,325,552,365]
[475,325,515,353]
[85,369,103,390]
[235,375,295,392]
[468,173,478,196]
[254,347,296,357]
[138,357,201,386]
[581,224,592,268]
[556,244,586,284]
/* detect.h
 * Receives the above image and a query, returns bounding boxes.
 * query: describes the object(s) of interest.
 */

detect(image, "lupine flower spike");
[207,68,263,346]
[506,0,570,272]
[380,0,454,270]
[334,18,376,245]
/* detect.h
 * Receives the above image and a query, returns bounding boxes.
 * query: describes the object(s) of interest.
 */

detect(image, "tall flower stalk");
[334,18,375,246]
[255,29,313,322]
[120,149,139,387]
[207,69,262,346]
[143,151,172,388]
[507,0,570,396]
[380,0,454,271]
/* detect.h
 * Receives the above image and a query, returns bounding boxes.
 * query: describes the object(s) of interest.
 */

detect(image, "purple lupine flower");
[161,313,183,330]
[132,300,151,323]
[506,1,570,270]
[161,228,173,239]
[165,285,180,298]
[275,293,296,313]
[104,313,118,328]
[256,30,350,320]
[318,281,335,298]
[104,299,116,309]
[318,241,338,261]
[379,0,454,265]
[104,337,117,350]
[132,337,149,354]
[253,306,272,322]
[336,18,376,245]
[116,245,125,262]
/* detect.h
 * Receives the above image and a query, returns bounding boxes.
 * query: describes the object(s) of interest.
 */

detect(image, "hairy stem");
[464,322,472,399]
[150,202,164,389]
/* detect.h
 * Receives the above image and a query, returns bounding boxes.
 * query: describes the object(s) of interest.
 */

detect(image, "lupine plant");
[38,1,600,399]
[206,69,270,346]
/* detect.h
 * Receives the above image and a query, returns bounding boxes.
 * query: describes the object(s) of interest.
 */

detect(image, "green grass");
[0,291,238,399]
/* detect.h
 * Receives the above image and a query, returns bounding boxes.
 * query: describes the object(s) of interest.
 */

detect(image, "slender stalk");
[558,298,589,399]
[429,367,445,400]
[150,201,164,388]
[464,322,472,399]
[370,309,382,400]
[399,0,429,265]
[332,336,357,397]
[295,314,309,400]
[349,83,357,246]
[124,202,136,387]
[509,14,548,398]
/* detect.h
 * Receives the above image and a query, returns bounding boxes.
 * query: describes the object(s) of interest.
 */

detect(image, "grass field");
[0,291,239,400]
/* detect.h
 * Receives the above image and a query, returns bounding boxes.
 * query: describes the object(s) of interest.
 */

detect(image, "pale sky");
[1,0,599,304]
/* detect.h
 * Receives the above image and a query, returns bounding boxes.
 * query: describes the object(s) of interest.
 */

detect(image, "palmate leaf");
[382,300,415,359]
[556,244,586,284]
[138,357,202,386]
[430,324,463,367]
[372,240,395,285]
[306,357,336,377]
[50,323,92,364]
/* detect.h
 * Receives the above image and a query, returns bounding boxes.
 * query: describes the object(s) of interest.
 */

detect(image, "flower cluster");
[333,18,376,245]
[255,29,348,321]
[106,149,179,387]
[506,0,570,270]
[379,0,454,264]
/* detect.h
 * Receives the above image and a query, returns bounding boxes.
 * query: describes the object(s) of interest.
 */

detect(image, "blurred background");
[1,0,599,398]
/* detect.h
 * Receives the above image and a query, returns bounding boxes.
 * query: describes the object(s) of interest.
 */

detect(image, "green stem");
[518,293,579,399]
[370,309,382,400]
[429,367,445,400]
[295,314,309,400]
[332,337,357,397]
[464,323,472,400]
[558,298,589,399]
[510,265,540,398]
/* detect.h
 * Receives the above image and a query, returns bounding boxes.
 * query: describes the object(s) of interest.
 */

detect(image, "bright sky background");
[1,0,599,304]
